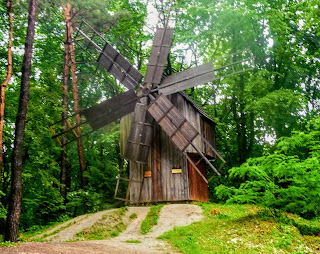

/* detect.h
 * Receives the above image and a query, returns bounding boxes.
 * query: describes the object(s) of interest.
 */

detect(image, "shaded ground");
[0,204,203,254]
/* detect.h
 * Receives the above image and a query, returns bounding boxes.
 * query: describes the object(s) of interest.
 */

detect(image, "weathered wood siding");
[121,92,216,203]
[129,162,152,203]
[169,93,216,157]
[120,114,132,158]
[201,119,216,158]
[159,126,189,201]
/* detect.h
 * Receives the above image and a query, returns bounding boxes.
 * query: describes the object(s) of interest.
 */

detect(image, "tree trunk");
[0,0,14,184]
[5,0,38,242]
[65,3,86,188]
[61,5,71,201]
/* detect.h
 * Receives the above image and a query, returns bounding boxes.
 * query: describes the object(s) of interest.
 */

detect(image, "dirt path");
[1,204,203,254]
[47,209,118,242]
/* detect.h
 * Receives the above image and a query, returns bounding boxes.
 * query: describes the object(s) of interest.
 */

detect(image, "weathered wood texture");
[148,94,199,152]
[151,123,162,201]
[159,127,189,201]
[187,154,209,202]
[158,63,214,96]
[123,92,216,203]
[81,90,137,130]
[98,42,143,89]
[124,102,154,163]
[129,162,152,203]
[144,28,174,85]
[120,114,132,158]
[169,93,216,157]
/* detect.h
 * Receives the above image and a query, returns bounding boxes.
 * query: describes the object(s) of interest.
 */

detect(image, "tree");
[60,3,71,201]
[5,0,38,242]
[65,3,86,188]
[0,0,13,183]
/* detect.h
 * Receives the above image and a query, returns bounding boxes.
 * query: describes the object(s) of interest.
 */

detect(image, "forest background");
[0,0,319,241]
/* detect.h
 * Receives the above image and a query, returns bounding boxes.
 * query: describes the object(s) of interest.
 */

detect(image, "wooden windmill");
[51,20,252,203]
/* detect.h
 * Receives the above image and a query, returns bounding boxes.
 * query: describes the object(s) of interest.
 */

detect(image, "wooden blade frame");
[158,62,215,95]
[75,24,143,90]
[124,27,174,163]
[98,43,143,89]
[81,89,138,130]
[144,28,174,85]
[124,102,153,164]
[148,94,224,176]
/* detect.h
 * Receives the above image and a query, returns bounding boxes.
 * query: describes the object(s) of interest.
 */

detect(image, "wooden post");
[65,3,86,188]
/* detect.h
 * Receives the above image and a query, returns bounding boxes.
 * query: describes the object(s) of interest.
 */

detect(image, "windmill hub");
[141,87,151,97]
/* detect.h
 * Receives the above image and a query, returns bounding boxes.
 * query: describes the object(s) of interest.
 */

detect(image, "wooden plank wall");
[122,92,215,203]
[160,127,189,201]
[129,161,152,203]
[200,119,216,158]
[119,114,132,158]
[151,123,162,201]
[169,93,216,156]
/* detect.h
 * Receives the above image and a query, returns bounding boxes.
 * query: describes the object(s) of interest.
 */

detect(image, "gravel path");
[1,204,204,254]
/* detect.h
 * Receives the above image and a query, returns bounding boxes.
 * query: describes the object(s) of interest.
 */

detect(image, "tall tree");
[0,0,13,183]
[65,3,86,188]
[60,4,71,201]
[5,0,38,242]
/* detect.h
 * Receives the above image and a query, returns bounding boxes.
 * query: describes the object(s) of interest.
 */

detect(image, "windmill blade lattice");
[97,42,143,90]
[81,89,138,130]
[123,27,175,163]
[50,20,250,178]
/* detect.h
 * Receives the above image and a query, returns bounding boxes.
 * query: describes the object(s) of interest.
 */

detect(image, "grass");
[125,240,142,243]
[159,203,320,254]
[19,215,73,240]
[75,206,129,240]
[129,213,137,219]
[140,204,164,234]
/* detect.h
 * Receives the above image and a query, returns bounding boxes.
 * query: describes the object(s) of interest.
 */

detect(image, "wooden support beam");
[49,126,62,147]
[185,153,208,184]
[189,142,221,176]
[114,174,120,199]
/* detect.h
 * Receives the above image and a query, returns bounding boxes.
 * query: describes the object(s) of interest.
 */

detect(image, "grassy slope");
[159,203,320,254]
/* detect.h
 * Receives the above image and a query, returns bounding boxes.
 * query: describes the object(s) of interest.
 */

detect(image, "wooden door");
[187,153,209,202]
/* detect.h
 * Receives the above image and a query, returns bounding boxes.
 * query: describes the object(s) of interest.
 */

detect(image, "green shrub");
[216,117,320,219]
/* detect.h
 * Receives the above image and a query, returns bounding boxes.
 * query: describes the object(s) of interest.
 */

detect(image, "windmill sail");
[144,28,174,85]
[158,63,215,95]
[124,27,174,163]
[148,94,199,151]
[124,102,153,163]
[81,90,138,130]
[98,42,143,89]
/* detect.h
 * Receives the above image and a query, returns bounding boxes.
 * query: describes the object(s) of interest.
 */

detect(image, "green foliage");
[257,209,320,237]
[129,213,137,219]
[0,191,6,221]
[160,203,320,254]
[140,204,164,234]
[125,240,141,243]
[1,0,320,239]
[216,116,320,219]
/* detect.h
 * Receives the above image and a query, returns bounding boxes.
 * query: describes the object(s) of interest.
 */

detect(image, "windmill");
[50,20,252,203]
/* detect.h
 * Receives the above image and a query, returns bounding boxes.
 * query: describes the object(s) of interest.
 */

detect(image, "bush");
[216,117,320,219]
